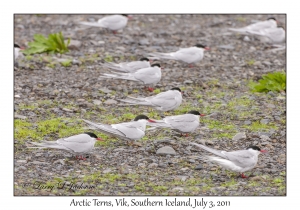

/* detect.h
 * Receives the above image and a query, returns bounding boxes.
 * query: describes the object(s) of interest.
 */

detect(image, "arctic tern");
[147,110,205,136]
[14,44,24,60]
[246,26,285,44]
[28,132,103,160]
[99,63,161,92]
[101,57,151,73]
[148,44,209,67]
[78,14,132,34]
[118,87,183,112]
[82,115,154,142]
[228,17,277,34]
[190,143,267,178]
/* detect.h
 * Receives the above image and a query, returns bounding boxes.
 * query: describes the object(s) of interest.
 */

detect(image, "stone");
[260,135,271,141]
[195,164,203,170]
[62,108,73,112]
[93,100,102,105]
[68,39,81,50]
[244,120,252,125]
[156,146,176,156]
[148,163,158,168]
[99,88,112,94]
[171,187,184,192]
[232,132,246,141]
[243,36,250,42]
[184,80,193,84]
[17,160,27,164]
[15,114,27,120]
[102,169,112,174]
[260,119,269,124]
[174,176,188,182]
[104,99,117,105]
[32,161,49,165]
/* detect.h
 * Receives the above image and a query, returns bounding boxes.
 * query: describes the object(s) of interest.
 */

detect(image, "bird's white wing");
[133,67,161,85]
[222,150,257,168]
[98,15,127,30]
[164,114,199,132]
[148,90,182,110]
[173,47,203,63]
[112,121,146,140]
[58,134,94,153]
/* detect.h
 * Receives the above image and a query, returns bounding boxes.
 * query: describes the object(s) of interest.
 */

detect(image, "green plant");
[60,59,72,67]
[23,32,70,55]
[246,59,255,66]
[248,72,286,93]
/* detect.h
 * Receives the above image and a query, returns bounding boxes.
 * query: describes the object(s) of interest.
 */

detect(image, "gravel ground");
[14,14,286,196]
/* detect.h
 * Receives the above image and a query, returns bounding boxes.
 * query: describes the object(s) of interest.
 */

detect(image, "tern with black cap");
[190,143,267,178]
[28,132,103,160]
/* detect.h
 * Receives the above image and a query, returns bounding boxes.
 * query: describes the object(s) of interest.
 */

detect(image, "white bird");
[101,57,151,73]
[190,143,267,178]
[118,87,183,112]
[14,44,24,60]
[82,115,155,142]
[229,17,277,34]
[147,110,205,136]
[99,63,161,92]
[246,26,285,44]
[28,132,102,160]
[78,14,131,33]
[149,44,209,67]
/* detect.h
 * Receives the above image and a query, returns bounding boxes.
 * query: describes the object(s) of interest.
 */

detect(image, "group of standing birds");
[22,15,281,178]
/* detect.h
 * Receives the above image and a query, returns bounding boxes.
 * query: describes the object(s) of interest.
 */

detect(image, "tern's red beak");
[204,47,210,51]
[260,150,267,153]
[20,47,25,50]
[148,119,156,123]
[128,15,133,20]
[200,114,206,117]
[96,138,103,141]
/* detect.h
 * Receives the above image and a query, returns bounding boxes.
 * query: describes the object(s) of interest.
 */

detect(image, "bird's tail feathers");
[99,73,137,81]
[148,52,176,60]
[78,21,103,28]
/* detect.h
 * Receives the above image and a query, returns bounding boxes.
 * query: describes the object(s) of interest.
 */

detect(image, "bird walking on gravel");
[99,63,161,92]
[228,17,277,34]
[190,143,267,178]
[146,110,205,137]
[100,57,151,73]
[148,44,209,67]
[117,87,183,114]
[28,132,103,160]
[82,115,155,143]
[78,14,132,34]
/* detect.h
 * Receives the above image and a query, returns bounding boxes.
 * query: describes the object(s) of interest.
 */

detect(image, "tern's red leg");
[241,173,248,178]
[188,64,194,68]
[181,133,189,137]
[144,86,154,92]
[76,155,86,160]
[113,31,117,34]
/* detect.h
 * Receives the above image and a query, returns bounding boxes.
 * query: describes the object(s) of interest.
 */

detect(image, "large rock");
[156,146,176,156]
[232,132,246,141]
